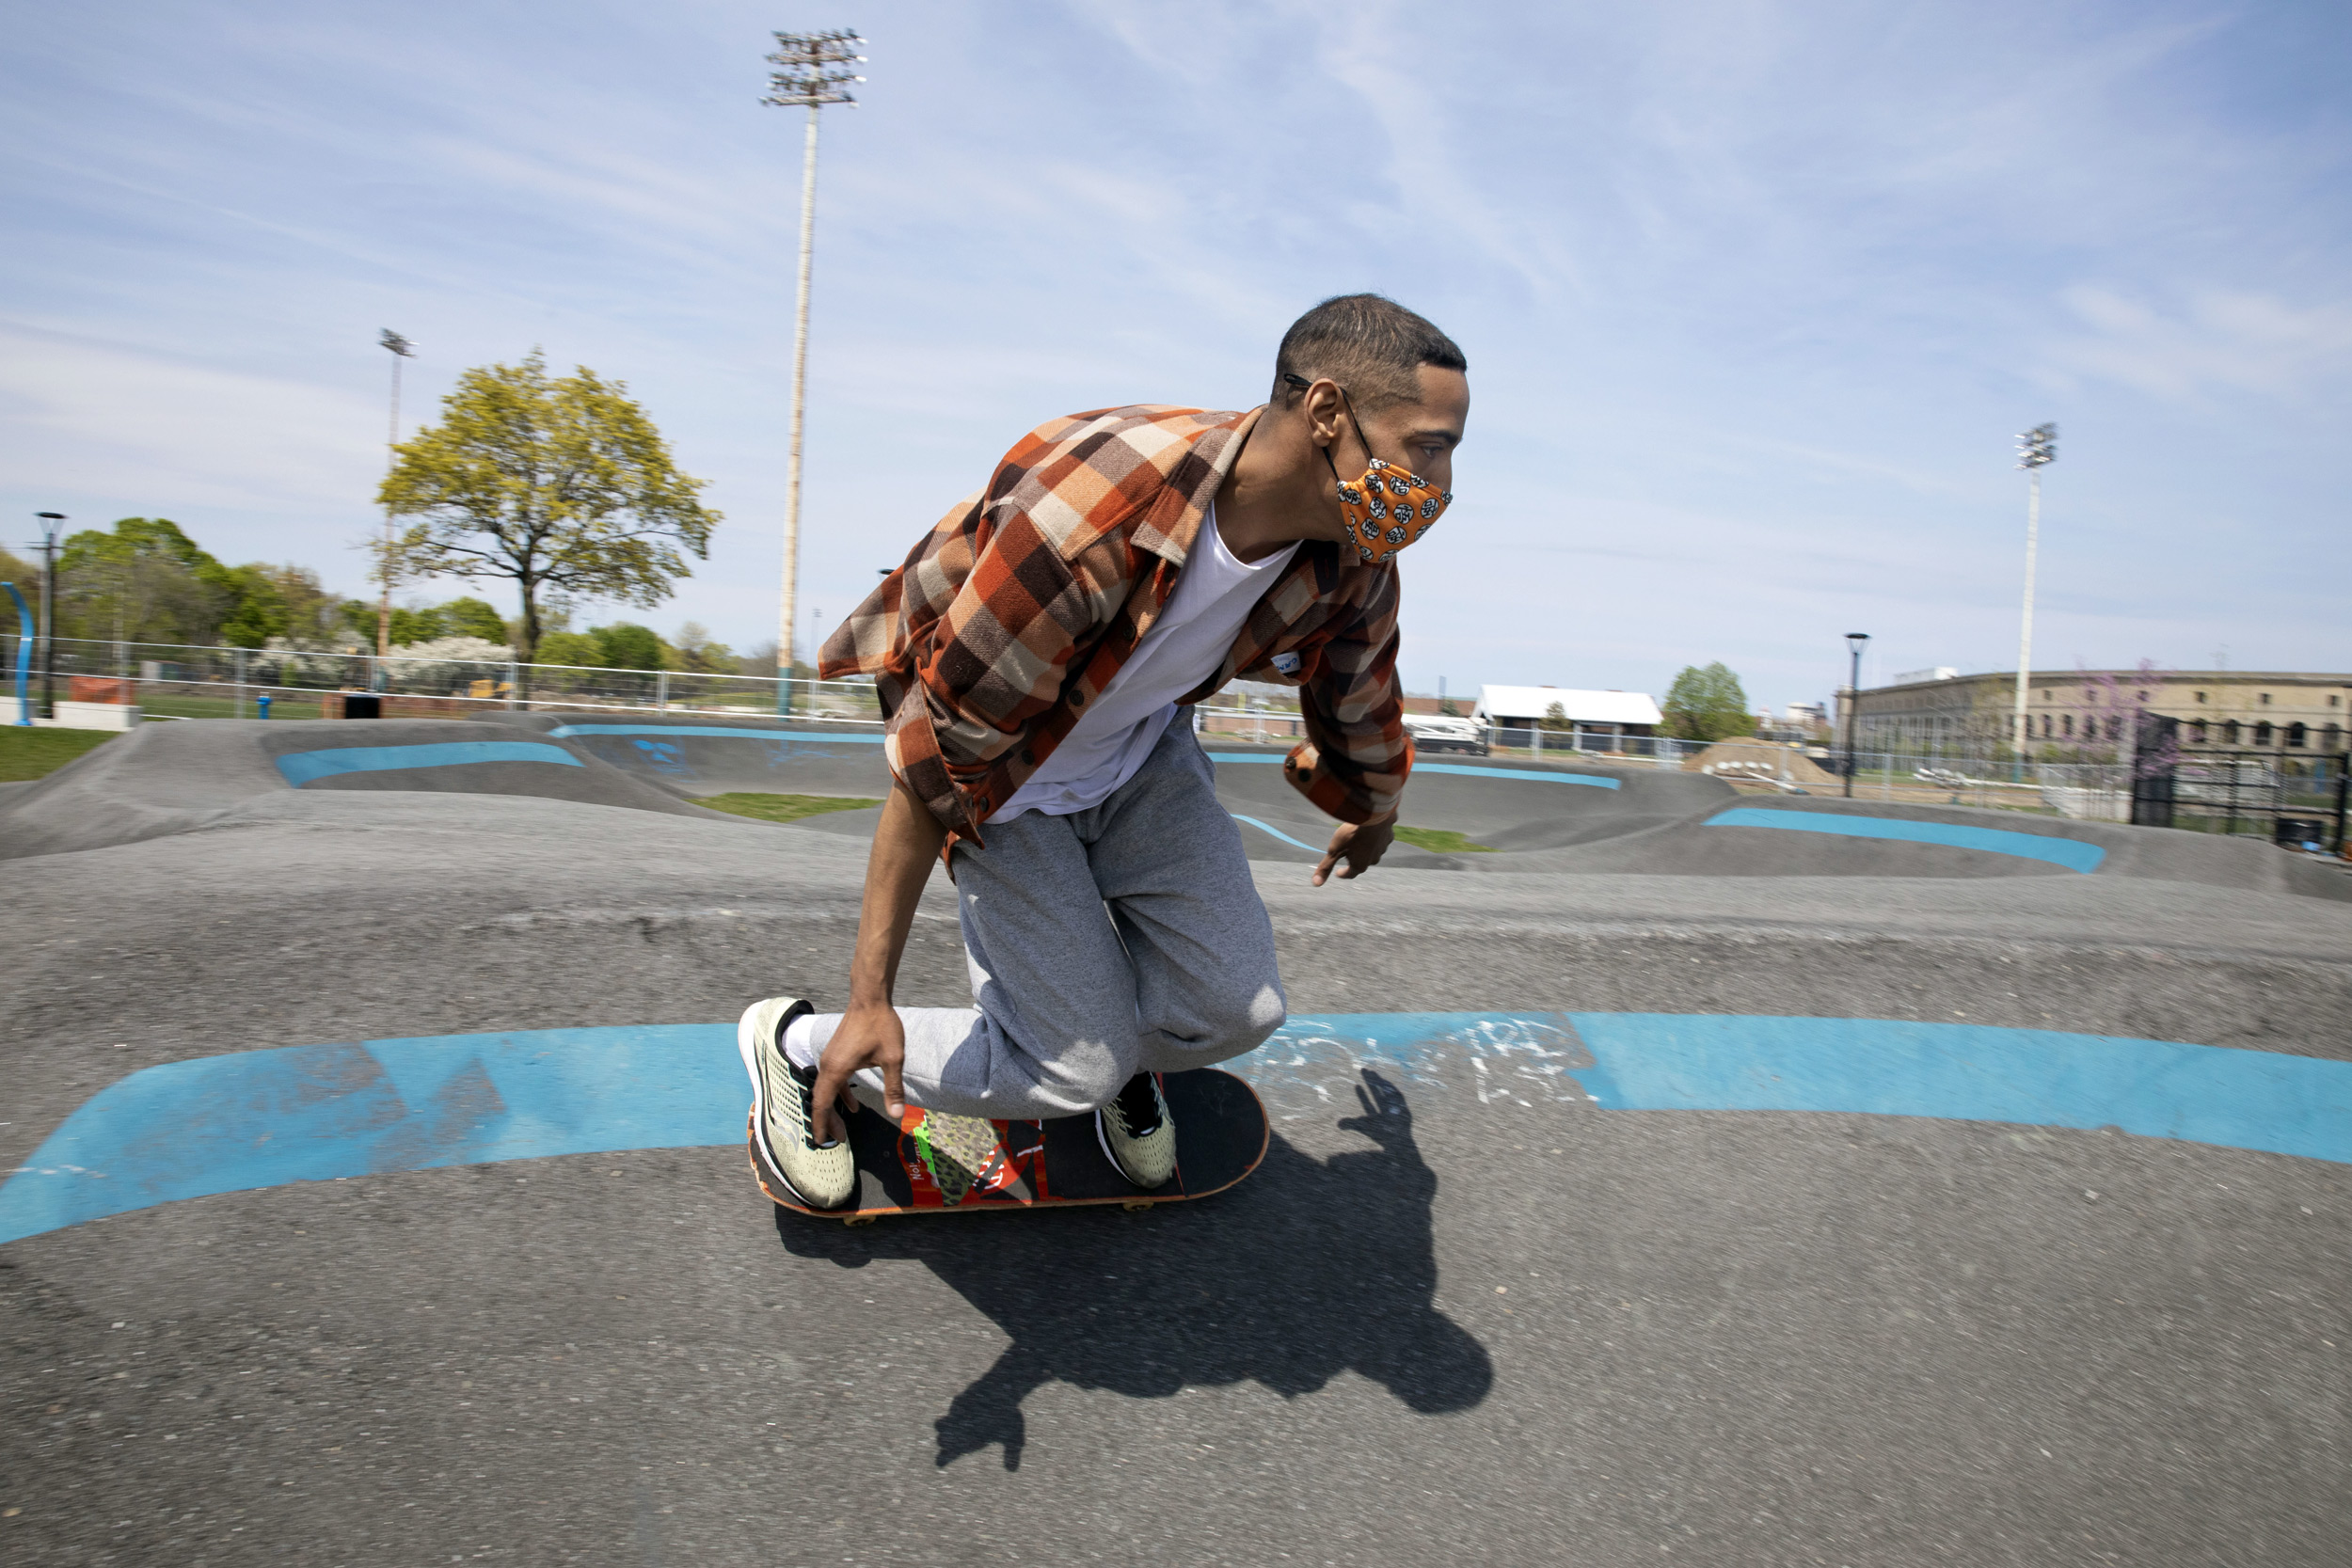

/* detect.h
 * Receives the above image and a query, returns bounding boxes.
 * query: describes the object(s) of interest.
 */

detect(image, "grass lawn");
[1393,825,1495,854]
[697,792,882,825]
[0,726,121,781]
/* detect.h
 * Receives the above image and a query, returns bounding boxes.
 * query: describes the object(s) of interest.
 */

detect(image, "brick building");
[1846,669,2351,756]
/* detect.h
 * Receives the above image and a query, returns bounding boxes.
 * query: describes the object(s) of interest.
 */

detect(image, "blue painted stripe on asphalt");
[1704,806,2106,872]
[1268,1011,2352,1161]
[1230,813,1320,850]
[1414,762,1618,787]
[0,1025,738,1245]
[549,724,883,744]
[6,1012,2346,1243]
[1566,1015,2350,1159]
[275,741,584,787]
[1208,752,1618,787]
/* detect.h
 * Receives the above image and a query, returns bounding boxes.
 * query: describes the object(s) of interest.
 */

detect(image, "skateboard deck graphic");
[750,1068,1268,1222]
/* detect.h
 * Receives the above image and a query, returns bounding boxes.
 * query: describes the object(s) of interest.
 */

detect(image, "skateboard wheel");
[1121,1200,1152,1212]
[842,1216,877,1227]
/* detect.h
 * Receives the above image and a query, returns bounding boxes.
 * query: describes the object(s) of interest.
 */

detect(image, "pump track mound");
[2,712,2347,1566]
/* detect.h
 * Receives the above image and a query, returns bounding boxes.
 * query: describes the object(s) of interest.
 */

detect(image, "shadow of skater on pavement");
[771,1069,1492,1470]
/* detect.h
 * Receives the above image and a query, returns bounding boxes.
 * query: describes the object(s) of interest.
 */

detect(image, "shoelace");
[782,1059,836,1150]
[1109,1074,1161,1137]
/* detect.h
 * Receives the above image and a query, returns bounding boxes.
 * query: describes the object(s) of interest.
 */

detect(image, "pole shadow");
[771,1069,1492,1470]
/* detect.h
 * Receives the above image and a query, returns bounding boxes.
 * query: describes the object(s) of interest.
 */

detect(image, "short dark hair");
[1273,293,1467,413]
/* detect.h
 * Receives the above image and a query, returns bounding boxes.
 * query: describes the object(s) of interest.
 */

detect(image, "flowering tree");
[379,352,719,685]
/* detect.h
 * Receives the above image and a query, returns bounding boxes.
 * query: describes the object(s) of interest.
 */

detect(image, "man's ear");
[1301,378,1347,449]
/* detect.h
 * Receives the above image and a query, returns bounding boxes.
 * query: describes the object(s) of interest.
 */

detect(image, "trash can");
[2273,817,2325,851]
[342,692,382,720]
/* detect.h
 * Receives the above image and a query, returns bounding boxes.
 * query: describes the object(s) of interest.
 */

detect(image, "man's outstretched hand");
[810,1000,907,1145]
[1312,818,1395,886]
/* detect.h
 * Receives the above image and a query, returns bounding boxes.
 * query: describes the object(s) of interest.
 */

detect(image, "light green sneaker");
[738,997,855,1210]
[1095,1071,1177,1189]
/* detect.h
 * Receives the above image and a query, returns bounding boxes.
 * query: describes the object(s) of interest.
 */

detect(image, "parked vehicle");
[1405,714,1489,755]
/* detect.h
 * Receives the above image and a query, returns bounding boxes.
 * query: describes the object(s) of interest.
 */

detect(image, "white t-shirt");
[988,504,1298,823]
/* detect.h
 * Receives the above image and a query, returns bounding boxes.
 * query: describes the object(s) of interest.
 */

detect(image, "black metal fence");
[2130,714,2347,852]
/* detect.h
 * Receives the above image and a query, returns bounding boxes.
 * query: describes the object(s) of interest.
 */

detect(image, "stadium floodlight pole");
[33,513,65,721]
[762,28,864,718]
[377,330,416,663]
[2010,422,2057,782]
[1842,631,1869,798]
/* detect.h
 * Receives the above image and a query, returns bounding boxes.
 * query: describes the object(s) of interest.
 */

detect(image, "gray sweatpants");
[803,717,1289,1122]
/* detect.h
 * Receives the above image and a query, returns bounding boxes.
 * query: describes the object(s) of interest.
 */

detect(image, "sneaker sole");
[736,997,848,1210]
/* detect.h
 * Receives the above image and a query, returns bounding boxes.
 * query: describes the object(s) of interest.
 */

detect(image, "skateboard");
[749,1068,1268,1224]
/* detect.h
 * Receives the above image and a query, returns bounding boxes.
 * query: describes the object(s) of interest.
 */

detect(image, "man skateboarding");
[739,293,1470,1211]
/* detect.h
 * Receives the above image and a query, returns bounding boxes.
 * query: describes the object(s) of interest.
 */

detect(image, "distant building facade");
[1845,669,2352,756]
[1757,702,1828,742]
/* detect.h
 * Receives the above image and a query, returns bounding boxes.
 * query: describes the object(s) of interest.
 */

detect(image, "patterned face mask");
[1328,453,1450,567]
[1288,373,1453,566]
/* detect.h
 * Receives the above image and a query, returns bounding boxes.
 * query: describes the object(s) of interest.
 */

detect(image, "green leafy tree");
[669,621,735,673]
[341,600,450,648]
[440,596,510,647]
[591,622,665,672]
[253,564,342,646]
[1661,662,1756,742]
[378,352,720,681]
[1,546,38,586]
[1540,700,1572,733]
[1,547,35,665]
[54,517,289,647]
[215,565,291,647]
[532,630,604,668]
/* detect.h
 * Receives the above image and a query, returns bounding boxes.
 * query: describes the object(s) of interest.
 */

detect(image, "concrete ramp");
[1205,743,2344,898]
[4,707,2349,1564]
[6,714,2341,900]
[482,710,895,799]
[0,718,722,860]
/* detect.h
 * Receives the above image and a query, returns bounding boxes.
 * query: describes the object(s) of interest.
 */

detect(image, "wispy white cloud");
[0,0,2344,702]
[0,319,381,512]
[2046,286,2352,401]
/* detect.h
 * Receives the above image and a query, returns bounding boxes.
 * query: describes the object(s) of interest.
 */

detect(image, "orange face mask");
[1288,373,1453,566]
[1331,456,1449,567]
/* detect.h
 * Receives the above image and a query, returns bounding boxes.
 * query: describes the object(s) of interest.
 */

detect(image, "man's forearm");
[847,780,951,1008]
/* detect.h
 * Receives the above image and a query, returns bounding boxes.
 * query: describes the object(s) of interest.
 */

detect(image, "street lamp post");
[377,330,415,665]
[2010,422,2057,781]
[34,513,65,721]
[1842,631,1870,799]
[763,29,865,719]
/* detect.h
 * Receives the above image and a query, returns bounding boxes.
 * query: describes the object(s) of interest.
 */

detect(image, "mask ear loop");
[1284,372,1371,483]
[1287,374,1386,562]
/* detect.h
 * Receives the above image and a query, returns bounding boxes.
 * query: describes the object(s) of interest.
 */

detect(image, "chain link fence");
[2,635,884,727]
[10,636,2340,850]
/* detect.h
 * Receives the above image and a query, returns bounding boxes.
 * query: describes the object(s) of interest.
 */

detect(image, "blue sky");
[3,0,2345,710]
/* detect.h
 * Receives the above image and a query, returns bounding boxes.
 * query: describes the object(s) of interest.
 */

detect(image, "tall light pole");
[763,28,864,717]
[2010,422,2057,778]
[377,330,416,660]
[1841,631,1870,799]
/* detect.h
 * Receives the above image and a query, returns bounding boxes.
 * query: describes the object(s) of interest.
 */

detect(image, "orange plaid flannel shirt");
[817,404,1412,847]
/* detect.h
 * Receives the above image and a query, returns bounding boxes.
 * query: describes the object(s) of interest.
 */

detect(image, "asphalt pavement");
[2,720,2347,1566]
